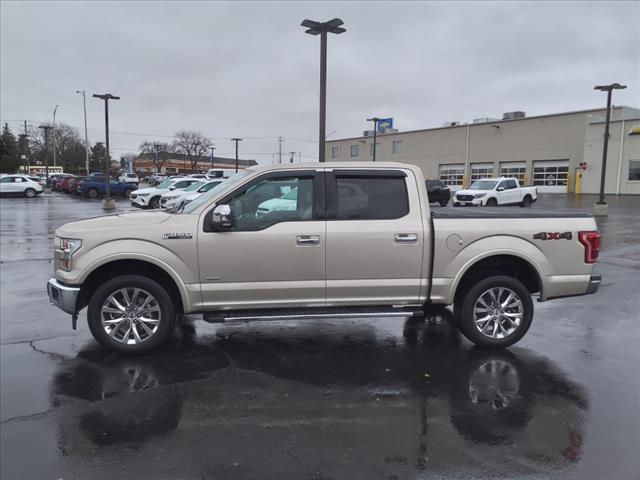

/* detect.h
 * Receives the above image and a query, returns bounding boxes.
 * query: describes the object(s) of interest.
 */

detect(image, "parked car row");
[141,169,234,187]
[49,174,138,199]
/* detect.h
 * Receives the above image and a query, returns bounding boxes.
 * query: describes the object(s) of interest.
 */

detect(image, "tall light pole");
[52,104,59,167]
[92,93,120,210]
[193,141,201,173]
[593,83,627,215]
[76,91,90,174]
[366,117,380,162]
[289,151,296,163]
[39,125,53,192]
[301,18,346,163]
[210,145,216,169]
[231,138,242,172]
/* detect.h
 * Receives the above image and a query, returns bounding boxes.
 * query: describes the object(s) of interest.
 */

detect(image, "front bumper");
[47,276,80,314]
[130,195,149,208]
[454,197,483,206]
[587,275,601,295]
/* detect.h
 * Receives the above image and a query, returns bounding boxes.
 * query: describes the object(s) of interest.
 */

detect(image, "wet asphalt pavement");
[1,192,639,480]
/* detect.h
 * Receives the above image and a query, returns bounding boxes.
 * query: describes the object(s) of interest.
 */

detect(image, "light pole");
[52,104,59,167]
[231,138,242,172]
[289,151,296,163]
[38,125,53,192]
[593,83,627,216]
[366,117,380,162]
[76,91,90,174]
[193,141,201,173]
[210,146,216,169]
[301,18,346,163]
[92,93,120,210]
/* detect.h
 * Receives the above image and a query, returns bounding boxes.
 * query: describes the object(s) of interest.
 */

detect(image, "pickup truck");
[453,177,537,207]
[77,177,137,198]
[46,162,601,354]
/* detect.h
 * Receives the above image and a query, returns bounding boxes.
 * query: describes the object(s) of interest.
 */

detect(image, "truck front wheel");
[456,275,533,348]
[87,275,177,354]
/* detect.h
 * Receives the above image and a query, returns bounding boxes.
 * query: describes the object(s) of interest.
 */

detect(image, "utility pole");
[38,125,53,192]
[76,91,90,174]
[289,151,295,163]
[367,117,380,162]
[231,138,242,172]
[52,105,59,167]
[593,83,627,216]
[278,136,284,163]
[301,18,346,163]
[92,93,120,210]
[23,120,29,173]
[210,146,216,169]
[153,143,160,173]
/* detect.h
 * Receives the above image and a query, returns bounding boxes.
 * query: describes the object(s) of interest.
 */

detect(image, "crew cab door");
[325,169,425,305]
[197,170,326,309]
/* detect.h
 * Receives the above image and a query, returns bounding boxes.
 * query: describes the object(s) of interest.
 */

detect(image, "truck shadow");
[50,307,589,473]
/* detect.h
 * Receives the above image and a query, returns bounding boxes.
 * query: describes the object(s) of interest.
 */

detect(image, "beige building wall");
[326,107,639,194]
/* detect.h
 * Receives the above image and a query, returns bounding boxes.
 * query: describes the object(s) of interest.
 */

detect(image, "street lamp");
[76,91,90,174]
[210,145,216,169]
[38,125,53,192]
[593,83,627,215]
[231,138,242,172]
[193,141,201,173]
[92,93,120,210]
[301,18,346,163]
[52,104,59,167]
[366,117,380,162]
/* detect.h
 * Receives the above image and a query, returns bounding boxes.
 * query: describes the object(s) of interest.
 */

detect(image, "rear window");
[335,176,409,220]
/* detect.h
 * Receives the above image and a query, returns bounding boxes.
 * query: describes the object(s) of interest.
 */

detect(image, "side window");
[0,177,12,183]
[331,146,339,159]
[226,176,315,231]
[350,145,359,158]
[14,177,25,183]
[498,181,509,190]
[506,179,517,189]
[334,175,409,220]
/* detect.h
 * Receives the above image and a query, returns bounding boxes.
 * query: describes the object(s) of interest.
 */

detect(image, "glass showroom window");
[350,145,359,158]
[392,140,403,155]
[629,160,640,181]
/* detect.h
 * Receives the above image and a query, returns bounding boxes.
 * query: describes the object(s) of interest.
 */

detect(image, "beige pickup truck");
[47,162,601,353]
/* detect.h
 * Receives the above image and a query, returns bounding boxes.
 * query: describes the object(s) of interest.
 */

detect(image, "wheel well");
[77,260,184,313]
[453,255,541,306]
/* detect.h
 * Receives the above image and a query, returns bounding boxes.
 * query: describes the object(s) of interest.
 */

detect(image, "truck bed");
[431,207,593,219]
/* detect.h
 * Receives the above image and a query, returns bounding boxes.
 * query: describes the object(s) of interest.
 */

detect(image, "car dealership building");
[325,106,640,195]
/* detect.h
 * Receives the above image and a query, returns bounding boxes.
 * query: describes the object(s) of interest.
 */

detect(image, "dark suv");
[425,180,451,206]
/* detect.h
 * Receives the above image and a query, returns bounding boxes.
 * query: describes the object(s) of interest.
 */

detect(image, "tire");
[453,202,461,207]
[87,275,177,354]
[24,188,36,198]
[123,188,133,198]
[486,198,498,207]
[520,195,532,208]
[149,196,161,209]
[456,275,533,349]
[88,188,99,199]
[439,199,449,207]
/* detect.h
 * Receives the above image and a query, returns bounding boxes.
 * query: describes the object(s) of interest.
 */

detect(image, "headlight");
[136,193,150,197]
[58,238,82,271]
[474,193,487,198]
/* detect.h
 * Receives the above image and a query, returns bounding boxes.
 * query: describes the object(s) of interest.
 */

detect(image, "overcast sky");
[1,0,639,163]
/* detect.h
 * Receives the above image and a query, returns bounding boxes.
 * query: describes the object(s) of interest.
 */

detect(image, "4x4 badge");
[533,232,572,241]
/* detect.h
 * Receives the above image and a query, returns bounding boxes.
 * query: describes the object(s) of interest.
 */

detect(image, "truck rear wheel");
[520,195,532,208]
[87,275,177,354]
[456,275,533,348]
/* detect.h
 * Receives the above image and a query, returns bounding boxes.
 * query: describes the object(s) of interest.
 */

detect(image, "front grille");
[457,195,474,201]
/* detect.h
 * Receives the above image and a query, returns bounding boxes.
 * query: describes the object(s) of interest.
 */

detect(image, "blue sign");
[378,117,393,133]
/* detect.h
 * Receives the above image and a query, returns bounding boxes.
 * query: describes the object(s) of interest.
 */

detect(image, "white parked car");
[160,179,225,210]
[119,172,139,185]
[0,174,44,198]
[129,177,200,209]
[189,174,208,180]
[206,168,233,180]
[453,178,537,207]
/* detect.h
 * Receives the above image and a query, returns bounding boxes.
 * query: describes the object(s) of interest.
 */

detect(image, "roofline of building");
[326,105,639,143]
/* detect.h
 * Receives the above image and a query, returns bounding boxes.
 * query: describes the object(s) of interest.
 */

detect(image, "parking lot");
[1,192,639,480]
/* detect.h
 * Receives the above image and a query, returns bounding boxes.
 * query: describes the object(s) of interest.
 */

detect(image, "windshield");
[468,180,497,190]
[182,170,251,213]
[157,179,174,189]
[184,181,204,192]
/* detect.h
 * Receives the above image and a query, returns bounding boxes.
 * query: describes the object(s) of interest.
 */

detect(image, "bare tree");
[28,122,85,173]
[173,131,211,173]
[139,141,174,173]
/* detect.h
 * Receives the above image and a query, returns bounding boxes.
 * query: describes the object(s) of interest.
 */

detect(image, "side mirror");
[169,186,176,190]
[210,204,234,231]
[497,187,505,191]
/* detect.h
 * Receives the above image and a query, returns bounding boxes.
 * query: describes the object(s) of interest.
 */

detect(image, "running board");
[202,306,424,324]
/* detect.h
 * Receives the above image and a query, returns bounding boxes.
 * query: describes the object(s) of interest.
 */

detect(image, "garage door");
[500,161,527,184]
[439,164,465,191]
[470,163,494,182]
[533,160,569,193]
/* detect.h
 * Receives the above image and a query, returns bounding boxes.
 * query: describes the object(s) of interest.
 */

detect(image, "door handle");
[296,235,320,246]
[394,233,418,244]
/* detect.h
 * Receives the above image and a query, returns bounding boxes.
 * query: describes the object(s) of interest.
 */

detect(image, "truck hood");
[56,211,172,237]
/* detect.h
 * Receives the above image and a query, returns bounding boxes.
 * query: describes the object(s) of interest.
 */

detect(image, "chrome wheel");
[473,287,523,339]
[101,288,161,345]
